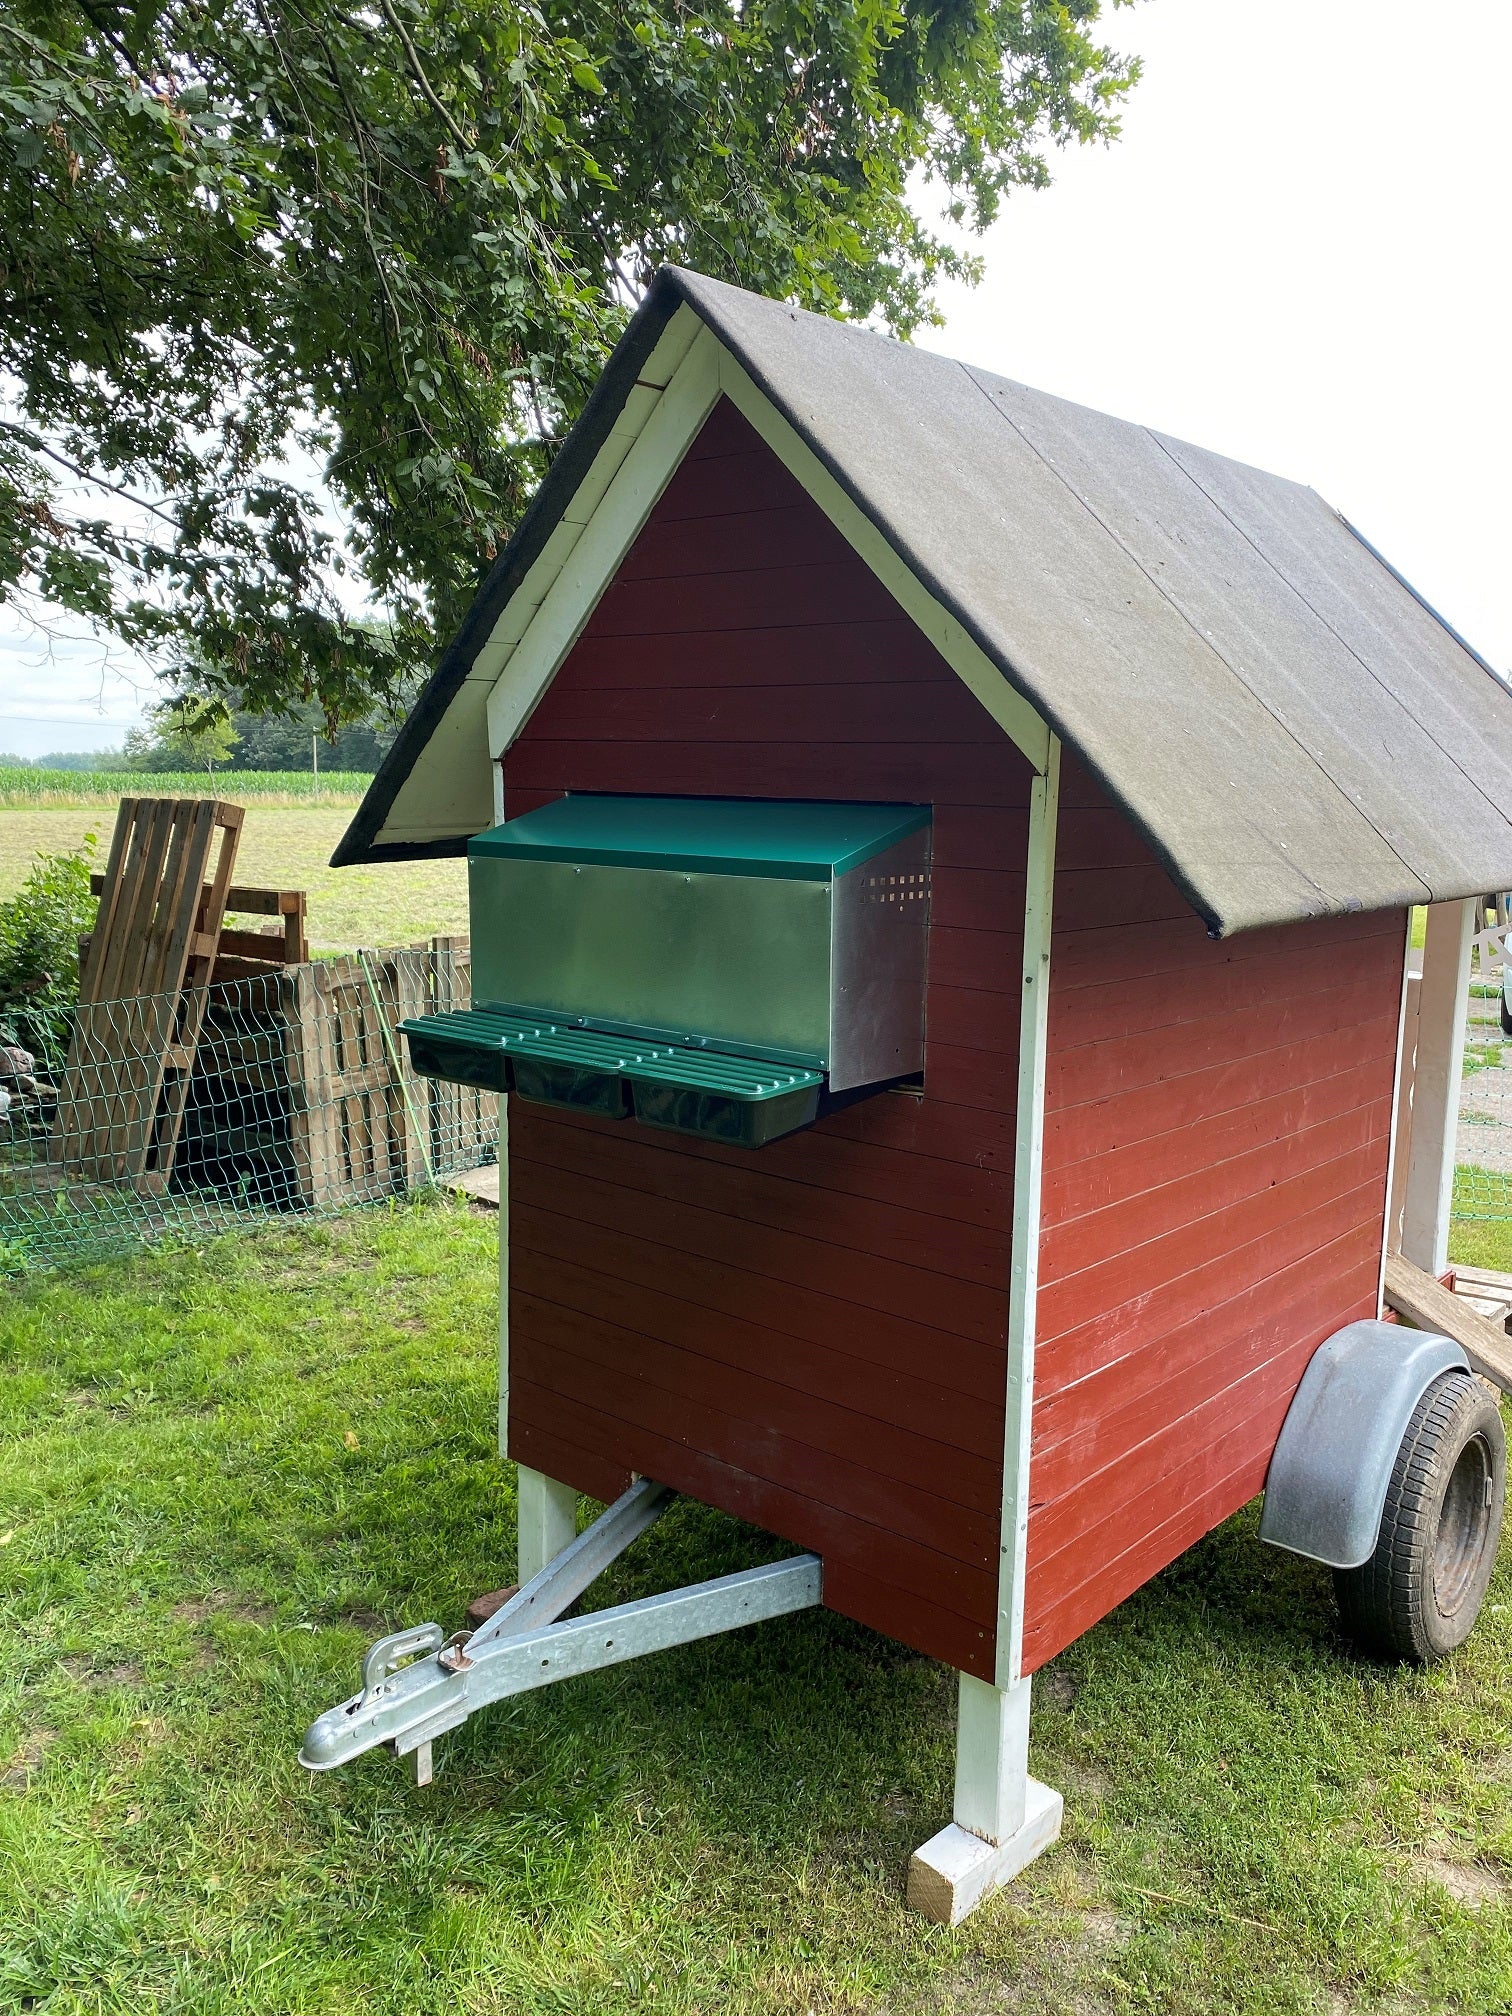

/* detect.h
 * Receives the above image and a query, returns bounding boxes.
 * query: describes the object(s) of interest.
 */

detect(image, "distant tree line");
[3,698,406,775]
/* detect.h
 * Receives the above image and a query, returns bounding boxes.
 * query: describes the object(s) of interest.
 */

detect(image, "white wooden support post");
[516,1467,578,1585]
[907,1675,1063,1924]
[908,737,1064,1925]
[1400,897,1476,1279]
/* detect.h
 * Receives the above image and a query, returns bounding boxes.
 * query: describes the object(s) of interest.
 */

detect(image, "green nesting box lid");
[469,795,930,881]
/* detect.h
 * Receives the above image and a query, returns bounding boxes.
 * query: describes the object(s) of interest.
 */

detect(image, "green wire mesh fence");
[1457,952,1512,1222]
[1,942,497,1275]
[5,927,1511,1276]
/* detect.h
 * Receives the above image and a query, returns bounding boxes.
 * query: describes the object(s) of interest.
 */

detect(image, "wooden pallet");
[87,874,308,984]
[416,936,494,1186]
[1451,1264,1512,1335]
[279,940,494,1209]
[52,798,243,1192]
[284,952,429,1208]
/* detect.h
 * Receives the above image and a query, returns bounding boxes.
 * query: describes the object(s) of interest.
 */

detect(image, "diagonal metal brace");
[299,1476,822,1775]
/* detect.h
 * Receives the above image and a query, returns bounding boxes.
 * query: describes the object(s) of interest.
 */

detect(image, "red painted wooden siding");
[503,397,1032,1679]
[501,393,1405,1680]
[1022,760,1405,1670]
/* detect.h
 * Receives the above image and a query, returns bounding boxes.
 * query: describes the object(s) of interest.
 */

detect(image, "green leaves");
[0,0,1139,722]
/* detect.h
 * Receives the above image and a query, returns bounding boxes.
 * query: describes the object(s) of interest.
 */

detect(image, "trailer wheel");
[1500,985,1512,1037]
[1334,1373,1505,1662]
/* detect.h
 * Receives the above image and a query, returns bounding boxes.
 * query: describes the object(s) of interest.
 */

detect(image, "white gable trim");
[480,320,1052,779]
[484,321,722,758]
[367,302,705,847]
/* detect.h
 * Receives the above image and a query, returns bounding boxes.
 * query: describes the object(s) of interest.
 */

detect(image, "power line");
[0,713,142,725]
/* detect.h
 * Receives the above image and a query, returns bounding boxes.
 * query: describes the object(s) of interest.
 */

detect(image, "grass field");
[0,768,375,809]
[5,1197,1512,2014]
[0,807,467,951]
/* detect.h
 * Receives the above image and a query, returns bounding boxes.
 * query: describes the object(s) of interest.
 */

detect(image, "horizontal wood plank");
[507,1417,630,1508]
[1384,1253,1512,1391]
[1046,975,1398,1114]
[1040,1099,1392,1288]
[1021,1444,1271,1672]
[512,1152,1009,1343]
[508,1377,998,1626]
[559,620,954,691]
[1042,1013,1402,1172]
[511,1109,1008,1288]
[506,738,1034,806]
[525,678,999,747]
[510,1317,998,1557]
[518,1098,1011,1231]
[1032,1222,1382,1470]
[511,1244,1002,1456]
[510,1201,1007,1402]
[1043,1056,1397,1228]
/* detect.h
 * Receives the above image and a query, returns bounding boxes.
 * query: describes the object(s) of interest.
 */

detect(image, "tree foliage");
[0,0,1138,722]
[120,694,402,769]
[0,831,96,1069]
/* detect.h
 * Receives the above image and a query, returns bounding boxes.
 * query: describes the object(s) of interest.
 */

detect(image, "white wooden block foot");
[906,1777,1063,1925]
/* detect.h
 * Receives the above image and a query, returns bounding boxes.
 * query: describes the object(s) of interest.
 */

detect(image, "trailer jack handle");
[299,1476,822,1783]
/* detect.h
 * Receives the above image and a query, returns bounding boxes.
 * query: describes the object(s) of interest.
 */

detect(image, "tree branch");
[1,421,183,527]
[371,0,471,155]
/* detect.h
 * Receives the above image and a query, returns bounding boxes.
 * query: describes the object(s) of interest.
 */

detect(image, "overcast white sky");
[2,0,1508,758]
[919,0,1512,674]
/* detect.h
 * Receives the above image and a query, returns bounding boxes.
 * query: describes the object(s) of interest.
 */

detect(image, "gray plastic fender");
[1259,1319,1469,1568]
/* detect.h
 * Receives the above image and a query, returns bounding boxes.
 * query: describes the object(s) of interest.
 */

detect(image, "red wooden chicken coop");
[305,270,1512,1922]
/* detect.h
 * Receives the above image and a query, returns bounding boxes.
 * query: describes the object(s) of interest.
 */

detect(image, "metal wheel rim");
[1434,1433,1493,1617]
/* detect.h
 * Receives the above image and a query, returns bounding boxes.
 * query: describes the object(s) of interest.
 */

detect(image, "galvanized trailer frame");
[301,1477,822,1786]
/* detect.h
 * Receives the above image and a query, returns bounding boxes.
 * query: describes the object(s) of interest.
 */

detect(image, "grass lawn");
[0,807,467,951]
[5,1201,1512,2012]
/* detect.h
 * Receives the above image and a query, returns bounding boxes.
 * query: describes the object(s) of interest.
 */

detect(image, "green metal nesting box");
[400,795,931,1146]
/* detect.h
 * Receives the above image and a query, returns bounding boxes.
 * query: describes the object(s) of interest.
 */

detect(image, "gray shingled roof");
[338,266,1512,937]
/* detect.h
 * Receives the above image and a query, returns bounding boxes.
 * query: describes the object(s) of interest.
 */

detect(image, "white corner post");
[1400,896,1476,1279]
[908,736,1064,1926]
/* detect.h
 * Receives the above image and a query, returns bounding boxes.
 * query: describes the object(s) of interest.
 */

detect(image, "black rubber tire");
[1334,1372,1506,1663]
[1500,988,1512,1038]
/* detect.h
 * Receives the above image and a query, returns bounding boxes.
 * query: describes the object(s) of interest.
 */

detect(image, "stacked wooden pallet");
[86,872,309,985]
[1451,1264,1512,1335]
[48,795,492,1212]
[51,798,243,1193]
[187,939,495,1210]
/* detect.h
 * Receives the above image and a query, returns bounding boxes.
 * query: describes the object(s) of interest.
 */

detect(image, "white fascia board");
[713,352,1052,776]
[997,736,1060,1687]
[372,674,493,844]
[365,304,702,849]
[484,319,722,758]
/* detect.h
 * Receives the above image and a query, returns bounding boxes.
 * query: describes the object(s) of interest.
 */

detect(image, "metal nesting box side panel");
[469,856,833,1064]
[828,826,931,1091]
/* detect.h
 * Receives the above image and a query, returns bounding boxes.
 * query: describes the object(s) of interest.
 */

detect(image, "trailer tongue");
[299,1477,822,1785]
